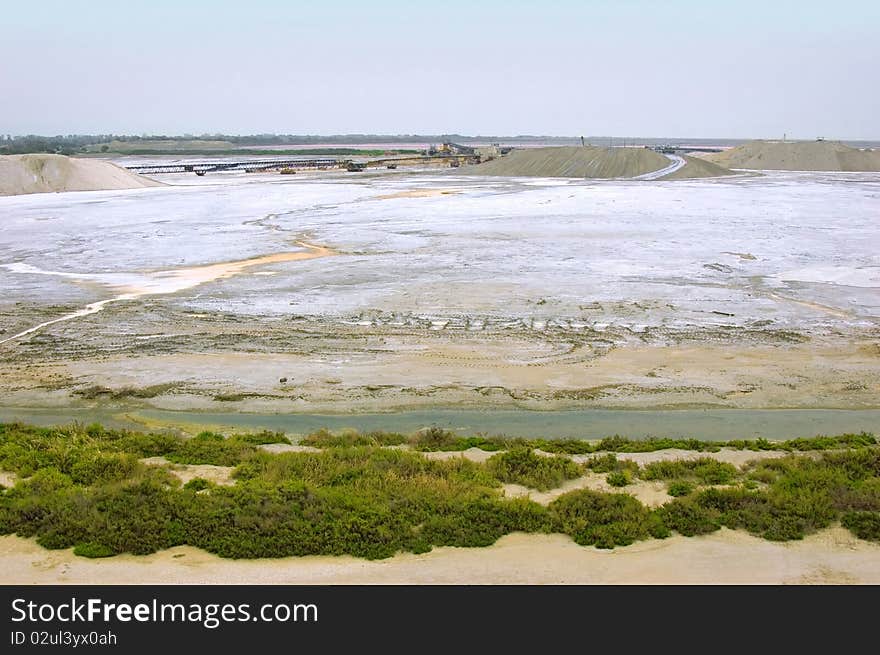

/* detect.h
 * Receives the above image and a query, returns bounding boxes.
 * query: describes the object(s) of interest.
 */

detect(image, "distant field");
[83,141,421,157]
[84,139,236,153]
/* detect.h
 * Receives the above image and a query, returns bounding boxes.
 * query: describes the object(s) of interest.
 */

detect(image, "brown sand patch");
[421,447,496,463]
[701,140,880,172]
[462,146,670,178]
[258,443,321,454]
[0,241,335,346]
[5,334,879,413]
[660,155,735,180]
[2,527,877,584]
[373,189,462,200]
[766,292,850,319]
[118,241,335,297]
[0,154,163,196]
[502,474,671,507]
[572,447,790,468]
[141,456,235,486]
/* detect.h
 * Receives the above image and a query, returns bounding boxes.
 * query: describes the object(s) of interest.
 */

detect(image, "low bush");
[606,471,631,487]
[841,511,880,541]
[549,490,665,548]
[657,497,720,536]
[595,436,721,453]
[73,542,114,558]
[232,431,290,446]
[641,458,738,485]
[183,478,211,492]
[69,452,139,486]
[2,422,878,559]
[301,429,406,448]
[410,427,460,450]
[585,454,618,473]
[487,448,582,491]
[165,432,256,466]
[667,481,693,497]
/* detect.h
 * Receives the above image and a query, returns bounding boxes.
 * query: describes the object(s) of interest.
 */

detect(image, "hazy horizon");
[3,0,879,140]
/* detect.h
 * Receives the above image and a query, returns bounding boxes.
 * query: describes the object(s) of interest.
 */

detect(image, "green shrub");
[301,429,406,448]
[183,478,211,492]
[487,448,582,491]
[585,454,620,473]
[667,481,693,497]
[69,452,139,486]
[410,427,460,450]
[233,430,290,446]
[117,431,181,457]
[2,421,878,560]
[657,497,720,536]
[841,511,880,541]
[531,439,597,455]
[73,542,114,558]
[641,458,738,485]
[595,436,720,453]
[166,432,255,466]
[606,471,631,487]
[549,490,656,548]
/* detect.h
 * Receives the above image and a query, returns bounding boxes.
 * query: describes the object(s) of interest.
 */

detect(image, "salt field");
[0,168,878,420]
[1,169,878,330]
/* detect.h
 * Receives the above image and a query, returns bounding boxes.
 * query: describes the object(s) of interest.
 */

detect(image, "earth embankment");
[0,154,163,196]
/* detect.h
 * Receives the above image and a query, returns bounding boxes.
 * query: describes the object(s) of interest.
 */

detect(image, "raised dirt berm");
[700,140,880,172]
[661,155,736,180]
[462,146,733,179]
[0,154,164,196]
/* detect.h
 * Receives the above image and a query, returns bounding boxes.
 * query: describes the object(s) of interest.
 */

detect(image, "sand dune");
[0,154,163,196]
[463,146,733,180]
[701,140,880,172]
[2,528,877,584]
[464,146,670,178]
[660,155,736,179]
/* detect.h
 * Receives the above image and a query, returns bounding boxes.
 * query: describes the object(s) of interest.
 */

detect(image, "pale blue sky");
[3,0,878,138]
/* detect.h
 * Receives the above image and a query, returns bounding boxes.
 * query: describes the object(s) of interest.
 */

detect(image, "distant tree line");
[0,133,581,155]
[0,134,119,156]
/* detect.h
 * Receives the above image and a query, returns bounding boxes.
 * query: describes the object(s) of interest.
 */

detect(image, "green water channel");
[2,406,879,441]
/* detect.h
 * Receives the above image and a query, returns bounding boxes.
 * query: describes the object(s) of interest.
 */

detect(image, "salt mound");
[464,146,670,178]
[0,154,163,196]
[701,140,880,172]
[661,155,735,180]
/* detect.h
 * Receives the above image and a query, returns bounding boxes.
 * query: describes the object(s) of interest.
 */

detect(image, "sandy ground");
[3,332,876,413]
[425,446,789,467]
[662,155,736,179]
[141,457,235,486]
[701,140,880,171]
[2,527,877,584]
[0,242,335,346]
[5,445,871,584]
[580,447,792,467]
[0,154,162,196]
[464,147,734,179]
[1,168,877,417]
[372,188,462,199]
[428,446,789,507]
[463,146,671,178]
[502,475,672,507]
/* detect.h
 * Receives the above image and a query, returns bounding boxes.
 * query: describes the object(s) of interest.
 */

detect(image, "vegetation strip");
[1,423,877,559]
